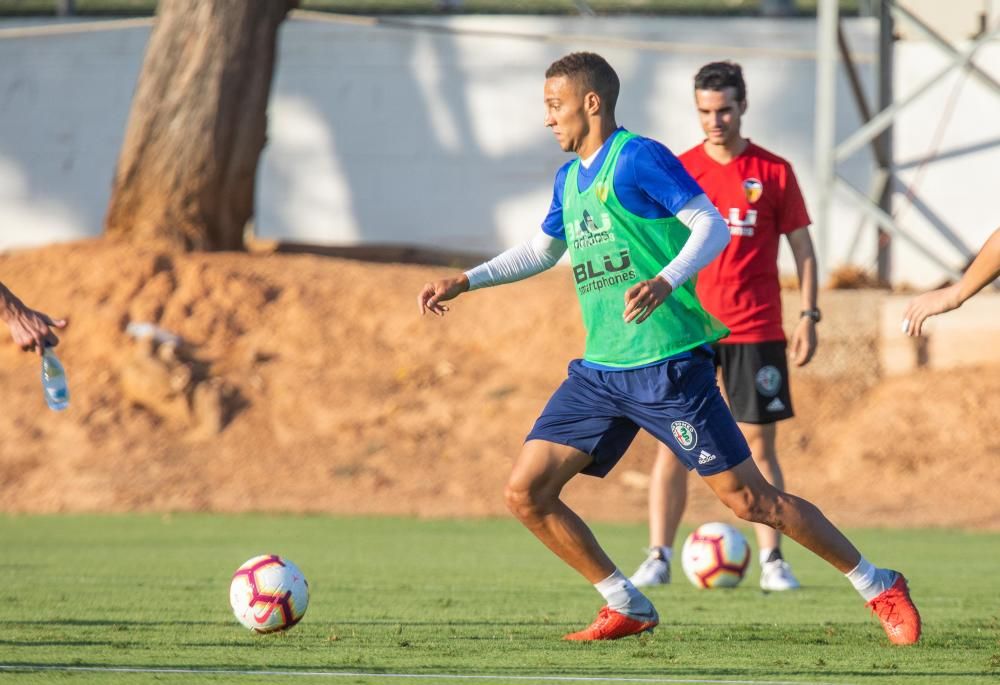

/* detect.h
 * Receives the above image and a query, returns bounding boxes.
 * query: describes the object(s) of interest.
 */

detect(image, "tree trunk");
[105,0,296,251]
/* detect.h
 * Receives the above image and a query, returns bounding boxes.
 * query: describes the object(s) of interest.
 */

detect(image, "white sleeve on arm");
[658,193,730,289]
[464,231,567,290]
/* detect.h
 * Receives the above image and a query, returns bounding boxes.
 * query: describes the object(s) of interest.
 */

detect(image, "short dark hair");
[545,52,620,114]
[694,61,746,102]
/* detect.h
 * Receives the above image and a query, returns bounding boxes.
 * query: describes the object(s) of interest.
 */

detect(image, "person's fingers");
[624,283,656,322]
[624,296,647,322]
[418,284,436,315]
[902,307,923,336]
[795,344,809,366]
[796,328,814,365]
[622,294,640,321]
[425,291,442,313]
[902,304,918,335]
[631,292,665,323]
[30,328,49,351]
[633,298,661,323]
[789,335,802,365]
[40,314,68,329]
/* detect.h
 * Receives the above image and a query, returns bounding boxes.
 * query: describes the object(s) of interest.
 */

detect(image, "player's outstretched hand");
[5,302,67,355]
[623,276,672,324]
[901,284,961,337]
[789,317,817,366]
[418,274,470,317]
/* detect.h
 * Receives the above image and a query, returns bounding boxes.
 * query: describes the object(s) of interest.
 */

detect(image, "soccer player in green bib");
[417,52,920,645]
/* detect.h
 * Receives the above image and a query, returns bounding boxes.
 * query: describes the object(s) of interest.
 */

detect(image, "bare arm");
[902,227,1000,336]
[0,282,68,354]
[785,227,818,366]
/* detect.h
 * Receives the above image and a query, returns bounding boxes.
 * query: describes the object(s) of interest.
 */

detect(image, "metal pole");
[876,0,894,283]
[55,0,75,16]
[814,0,840,283]
[837,24,878,156]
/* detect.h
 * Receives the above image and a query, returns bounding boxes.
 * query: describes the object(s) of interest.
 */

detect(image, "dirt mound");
[1,240,997,529]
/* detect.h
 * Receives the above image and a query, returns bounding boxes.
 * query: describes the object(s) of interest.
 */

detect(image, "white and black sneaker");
[629,549,671,588]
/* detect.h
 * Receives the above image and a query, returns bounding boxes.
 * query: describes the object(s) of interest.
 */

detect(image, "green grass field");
[0,515,997,684]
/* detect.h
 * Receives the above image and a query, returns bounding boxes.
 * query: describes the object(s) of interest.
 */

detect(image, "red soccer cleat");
[562,605,658,641]
[867,573,922,645]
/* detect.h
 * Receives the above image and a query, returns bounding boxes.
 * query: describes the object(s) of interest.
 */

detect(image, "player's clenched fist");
[417,274,470,316]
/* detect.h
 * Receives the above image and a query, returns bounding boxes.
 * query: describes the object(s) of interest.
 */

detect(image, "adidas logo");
[766,397,786,412]
[697,450,716,465]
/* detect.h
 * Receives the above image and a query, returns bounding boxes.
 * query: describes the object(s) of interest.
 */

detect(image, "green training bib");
[562,131,728,367]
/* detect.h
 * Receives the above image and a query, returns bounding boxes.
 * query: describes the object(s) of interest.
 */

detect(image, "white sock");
[759,548,775,566]
[594,569,654,618]
[654,546,673,563]
[846,557,897,602]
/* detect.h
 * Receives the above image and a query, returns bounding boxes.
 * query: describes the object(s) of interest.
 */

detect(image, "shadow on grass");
[5,619,224,627]
[0,661,992,681]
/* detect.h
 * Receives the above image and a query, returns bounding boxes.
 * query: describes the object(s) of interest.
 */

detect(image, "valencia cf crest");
[743,178,763,204]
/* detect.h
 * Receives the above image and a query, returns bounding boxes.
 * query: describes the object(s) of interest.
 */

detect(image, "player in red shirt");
[630,62,820,592]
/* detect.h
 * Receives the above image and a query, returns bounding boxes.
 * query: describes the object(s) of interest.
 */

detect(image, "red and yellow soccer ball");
[681,522,751,589]
[229,555,309,633]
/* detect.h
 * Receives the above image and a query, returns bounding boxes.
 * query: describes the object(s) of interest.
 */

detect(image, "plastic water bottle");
[41,348,70,411]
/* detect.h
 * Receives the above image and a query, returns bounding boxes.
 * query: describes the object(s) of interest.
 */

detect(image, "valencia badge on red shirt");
[743,178,763,204]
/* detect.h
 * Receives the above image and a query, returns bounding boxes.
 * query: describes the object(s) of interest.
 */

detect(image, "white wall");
[1,14,997,287]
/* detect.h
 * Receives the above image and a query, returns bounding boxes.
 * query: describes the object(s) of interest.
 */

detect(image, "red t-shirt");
[679,141,810,343]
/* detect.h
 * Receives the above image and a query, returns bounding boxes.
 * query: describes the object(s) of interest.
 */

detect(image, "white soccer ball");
[681,522,751,589]
[229,554,309,633]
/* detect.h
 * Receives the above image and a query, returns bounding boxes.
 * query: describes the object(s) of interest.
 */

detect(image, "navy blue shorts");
[525,348,751,478]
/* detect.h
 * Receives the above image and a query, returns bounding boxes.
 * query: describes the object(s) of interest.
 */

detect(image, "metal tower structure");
[814,0,999,284]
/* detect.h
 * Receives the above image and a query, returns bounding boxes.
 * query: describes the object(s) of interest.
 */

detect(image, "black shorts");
[712,340,794,425]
